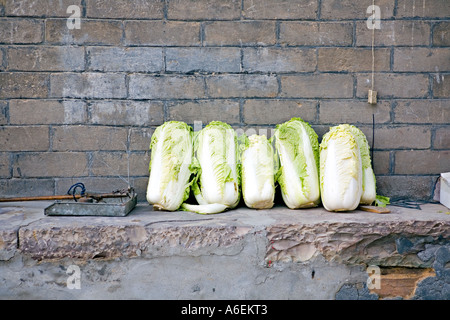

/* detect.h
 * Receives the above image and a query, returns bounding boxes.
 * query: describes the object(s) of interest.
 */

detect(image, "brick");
[0,100,7,125]
[9,99,86,125]
[433,22,450,46]
[0,18,43,44]
[129,127,154,151]
[204,21,276,46]
[129,177,149,200]
[375,176,433,200]
[243,0,317,19]
[166,48,240,73]
[432,74,450,98]
[167,0,240,20]
[206,74,278,98]
[0,72,49,98]
[86,0,164,19]
[394,100,450,124]
[372,151,390,175]
[396,0,450,18]
[167,100,240,125]
[89,100,164,126]
[318,48,390,72]
[87,47,163,72]
[433,127,450,149]
[356,21,430,47]
[356,74,429,99]
[52,126,128,151]
[13,152,88,177]
[395,150,450,174]
[50,73,127,99]
[0,178,55,197]
[394,48,450,72]
[371,268,437,300]
[0,126,49,151]
[321,0,395,19]
[124,21,200,46]
[243,99,317,125]
[319,100,391,124]
[91,152,149,177]
[279,22,353,46]
[373,126,431,149]
[243,48,316,73]
[0,153,10,177]
[7,46,84,71]
[5,0,82,17]
[129,75,205,100]
[45,19,122,45]
[281,74,353,98]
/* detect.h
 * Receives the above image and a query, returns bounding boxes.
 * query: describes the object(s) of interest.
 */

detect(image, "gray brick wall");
[0,0,449,201]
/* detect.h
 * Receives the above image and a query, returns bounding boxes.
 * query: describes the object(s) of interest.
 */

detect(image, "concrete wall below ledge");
[0,201,449,300]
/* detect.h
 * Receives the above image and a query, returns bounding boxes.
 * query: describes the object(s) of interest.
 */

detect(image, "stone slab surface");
[1,201,449,263]
[1,201,449,300]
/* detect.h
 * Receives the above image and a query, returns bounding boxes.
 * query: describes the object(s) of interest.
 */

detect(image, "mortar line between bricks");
[5,97,449,104]
[4,16,449,22]
[6,97,450,102]
[80,0,86,18]
[316,100,320,123]
[240,0,244,20]
[48,125,53,152]
[200,22,205,47]
[8,43,437,48]
[8,123,450,130]
[163,0,168,20]
[429,21,434,48]
[428,74,434,98]
[6,70,447,75]
[351,20,356,47]
[317,0,322,19]
[430,126,437,151]
[239,98,244,125]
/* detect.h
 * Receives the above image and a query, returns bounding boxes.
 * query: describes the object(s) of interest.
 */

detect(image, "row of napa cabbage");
[146,118,388,214]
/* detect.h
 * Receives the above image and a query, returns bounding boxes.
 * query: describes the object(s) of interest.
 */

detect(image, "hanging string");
[372,114,375,164]
[371,0,375,92]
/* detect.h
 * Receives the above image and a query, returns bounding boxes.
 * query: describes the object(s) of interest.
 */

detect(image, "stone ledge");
[1,201,449,299]
[1,201,449,263]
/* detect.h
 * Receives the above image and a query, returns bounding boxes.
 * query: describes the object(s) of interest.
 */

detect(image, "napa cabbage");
[181,121,240,214]
[146,121,193,211]
[241,134,276,209]
[274,118,320,209]
[319,125,363,211]
[339,124,376,205]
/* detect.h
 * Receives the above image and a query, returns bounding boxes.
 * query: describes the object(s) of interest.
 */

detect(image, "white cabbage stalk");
[319,125,363,211]
[146,121,193,211]
[181,121,240,214]
[241,134,275,209]
[274,118,320,209]
[340,124,377,205]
